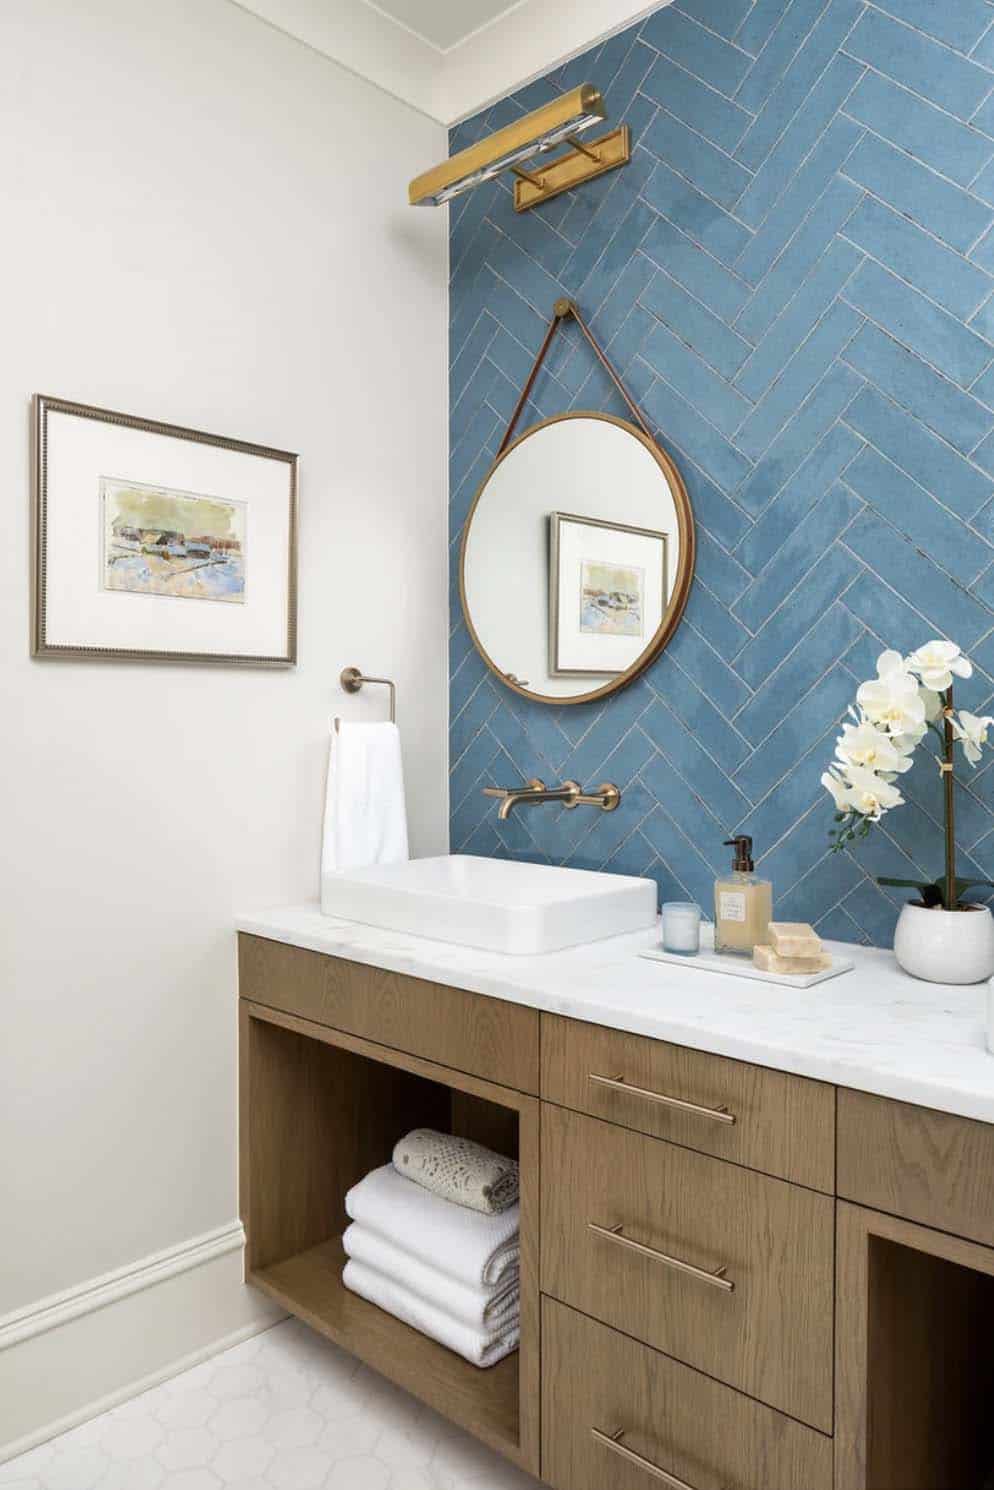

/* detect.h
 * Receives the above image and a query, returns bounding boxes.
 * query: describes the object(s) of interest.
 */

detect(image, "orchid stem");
[944,685,955,911]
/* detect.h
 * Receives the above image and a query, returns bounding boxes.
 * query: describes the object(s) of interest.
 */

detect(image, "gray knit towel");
[392,1128,519,1215]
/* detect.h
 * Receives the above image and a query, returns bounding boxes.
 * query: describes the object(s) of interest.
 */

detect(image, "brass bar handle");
[589,1071,736,1125]
[588,1221,734,1292]
[591,1427,714,1489]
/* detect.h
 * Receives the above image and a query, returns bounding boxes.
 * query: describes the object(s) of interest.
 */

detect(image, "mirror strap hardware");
[591,1427,720,1490]
[482,778,620,820]
[588,1071,736,1125]
[498,298,653,455]
[588,1221,735,1292]
[333,667,396,733]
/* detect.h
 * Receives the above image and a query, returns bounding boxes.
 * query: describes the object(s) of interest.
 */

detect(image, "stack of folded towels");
[342,1128,520,1370]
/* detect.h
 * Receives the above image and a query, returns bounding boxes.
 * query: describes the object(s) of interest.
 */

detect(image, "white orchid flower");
[841,765,905,820]
[950,710,994,766]
[835,720,914,774]
[857,653,926,737]
[822,769,852,811]
[906,639,973,692]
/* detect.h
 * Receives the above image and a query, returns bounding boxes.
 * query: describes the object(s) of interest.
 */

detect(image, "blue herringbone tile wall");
[448,0,994,947]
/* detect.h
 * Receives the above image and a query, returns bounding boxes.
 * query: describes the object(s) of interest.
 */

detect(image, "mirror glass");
[460,413,694,704]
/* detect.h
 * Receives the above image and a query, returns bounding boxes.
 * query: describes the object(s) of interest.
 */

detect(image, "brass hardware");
[588,1221,735,1292]
[409,85,608,207]
[510,164,545,187]
[514,125,630,211]
[591,1427,713,1490]
[588,1072,736,1125]
[334,667,396,732]
[568,136,601,162]
[482,778,621,821]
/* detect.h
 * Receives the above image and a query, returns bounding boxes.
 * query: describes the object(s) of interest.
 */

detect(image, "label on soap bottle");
[719,890,746,923]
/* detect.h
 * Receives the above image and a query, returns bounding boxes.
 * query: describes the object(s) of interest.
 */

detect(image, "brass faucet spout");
[482,778,620,820]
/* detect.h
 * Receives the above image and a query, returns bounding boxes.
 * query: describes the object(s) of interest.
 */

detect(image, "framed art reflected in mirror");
[549,511,668,677]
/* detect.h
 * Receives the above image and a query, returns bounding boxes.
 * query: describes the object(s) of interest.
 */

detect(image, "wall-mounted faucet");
[483,777,620,821]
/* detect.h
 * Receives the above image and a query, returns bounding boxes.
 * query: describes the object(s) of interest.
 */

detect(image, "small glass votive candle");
[662,901,702,956]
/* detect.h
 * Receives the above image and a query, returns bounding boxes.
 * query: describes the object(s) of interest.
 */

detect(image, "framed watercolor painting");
[32,395,297,665]
[549,510,668,676]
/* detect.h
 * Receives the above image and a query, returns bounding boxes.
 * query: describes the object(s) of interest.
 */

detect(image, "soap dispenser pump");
[714,835,772,956]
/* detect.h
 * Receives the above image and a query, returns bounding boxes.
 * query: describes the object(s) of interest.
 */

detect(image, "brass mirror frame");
[458,410,696,707]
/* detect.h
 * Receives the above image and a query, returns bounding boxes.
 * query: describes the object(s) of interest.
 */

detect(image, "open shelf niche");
[239,999,539,1473]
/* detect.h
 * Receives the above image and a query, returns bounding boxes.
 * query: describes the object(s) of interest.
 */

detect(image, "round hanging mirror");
[460,412,695,705]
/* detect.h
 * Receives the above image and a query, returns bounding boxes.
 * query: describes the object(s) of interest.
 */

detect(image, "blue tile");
[735,665,857,799]
[842,385,993,515]
[842,134,993,255]
[969,90,994,141]
[970,222,994,277]
[735,299,863,461]
[736,0,793,56]
[640,370,754,492]
[641,320,753,436]
[736,722,849,847]
[696,528,753,606]
[733,544,860,689]
[587,253,657,348]
[844,8,994,118]
[846,509,994,645]
[681,458,754,550]
[736,115,863,284]
[870,0,993,53]
[735,238,861,401]
[736,361,863,513]
[642,159,754,267]
[641,52,754,153]
[736,52,864,226]
[640,270,753,384]
[650,652,752,771]
[844,445,994,583]
[640,806,727,905]
[840,196,992,322]
[733,482,862,629]
[736,422,863,571]
[640,752,729,866]
[972,22,994,68]
[684,579,752,656]
[973,361,994,409]
[843,259,994,387]
[843,323,994,453]
[641,108,753,210]
[641,5,754,96]
[667,619,753,716]
[450,682,498,765]
[641,696,752,824]
[675,0,754,43]
[735,600,864,742]
[843,70,994,188]
[736,175,862,341]
[640,219,752,322]
[735,0,830,114]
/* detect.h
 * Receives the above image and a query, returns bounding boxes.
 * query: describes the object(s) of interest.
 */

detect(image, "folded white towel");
[342,1222,519,1331]
[345,1164,520,1288]
[321,721,409,880]
[393,1128,519,1215]
[343,1258,519,1369]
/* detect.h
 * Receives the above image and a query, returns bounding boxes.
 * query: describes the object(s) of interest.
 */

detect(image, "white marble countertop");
[236,903,994,1125]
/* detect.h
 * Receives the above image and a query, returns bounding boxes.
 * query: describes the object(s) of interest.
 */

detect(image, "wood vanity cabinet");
[238,935,994,1490]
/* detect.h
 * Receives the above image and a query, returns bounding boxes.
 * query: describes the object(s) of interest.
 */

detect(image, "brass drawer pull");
[589,1071,736,1125]
[592,1427,717,1489]
[589,1220,734,1292]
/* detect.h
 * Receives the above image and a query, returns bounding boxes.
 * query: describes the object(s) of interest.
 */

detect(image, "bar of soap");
[753,944,831,976]
[767,921,822,958]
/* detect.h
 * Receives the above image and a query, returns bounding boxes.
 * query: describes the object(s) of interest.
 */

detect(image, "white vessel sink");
[320,854,657,955]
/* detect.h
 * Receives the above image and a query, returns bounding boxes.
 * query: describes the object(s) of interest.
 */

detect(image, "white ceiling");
[231,0,666,123]
[364,0,526,53]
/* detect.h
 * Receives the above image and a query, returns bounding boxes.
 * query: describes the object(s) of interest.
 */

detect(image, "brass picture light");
[408,84,630,213]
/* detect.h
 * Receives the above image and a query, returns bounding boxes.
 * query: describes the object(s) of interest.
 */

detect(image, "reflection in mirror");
[460,413,694,705]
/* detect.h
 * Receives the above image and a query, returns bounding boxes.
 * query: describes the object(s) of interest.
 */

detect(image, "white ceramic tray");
[639,945,855,989]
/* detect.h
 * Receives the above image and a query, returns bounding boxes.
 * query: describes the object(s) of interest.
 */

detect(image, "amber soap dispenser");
[714,835,772,956]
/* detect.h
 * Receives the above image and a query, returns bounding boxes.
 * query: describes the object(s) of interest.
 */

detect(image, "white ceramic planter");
[894,901,994,985]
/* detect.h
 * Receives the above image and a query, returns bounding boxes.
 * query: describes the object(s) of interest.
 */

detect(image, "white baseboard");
[0,1315,279,1465]
[0,1220,246,1351]
[0,1224,283,1461]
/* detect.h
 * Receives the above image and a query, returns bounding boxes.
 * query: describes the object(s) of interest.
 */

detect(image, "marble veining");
[236,905,994,1125]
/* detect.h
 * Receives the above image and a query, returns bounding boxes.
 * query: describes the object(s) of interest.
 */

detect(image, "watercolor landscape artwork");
[101,478,246,603]
[579,559,643,638]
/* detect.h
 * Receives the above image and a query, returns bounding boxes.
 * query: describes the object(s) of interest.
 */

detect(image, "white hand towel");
[344,1164,520,1288]
[342,1258,519,1369]
[321,721,409,879]
[342,1222,519,1331]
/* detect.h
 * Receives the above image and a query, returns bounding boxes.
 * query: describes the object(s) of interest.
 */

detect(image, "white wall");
[0,0,448,1452]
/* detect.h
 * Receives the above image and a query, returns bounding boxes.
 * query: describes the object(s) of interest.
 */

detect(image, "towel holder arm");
[334,666,397,731]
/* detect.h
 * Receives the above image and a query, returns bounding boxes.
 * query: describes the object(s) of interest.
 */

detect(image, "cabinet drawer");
[542,1013,834,1190]
[237,935,539,1094]
[542,1298,832,1490]
[838,1088,994,1247]
[541,1104,834,1430]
